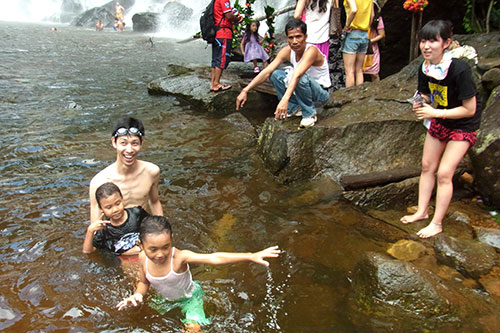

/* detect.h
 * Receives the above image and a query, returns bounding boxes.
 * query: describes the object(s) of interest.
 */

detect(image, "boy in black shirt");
[83,182,149,256]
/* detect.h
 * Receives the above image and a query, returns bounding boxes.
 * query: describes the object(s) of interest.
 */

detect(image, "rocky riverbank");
[147,31,500,330]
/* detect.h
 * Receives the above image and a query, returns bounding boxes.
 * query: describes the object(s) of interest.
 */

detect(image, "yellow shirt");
[344,0,372,31]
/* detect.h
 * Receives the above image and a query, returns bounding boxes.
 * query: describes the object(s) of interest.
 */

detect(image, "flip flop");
[211,84,232,92]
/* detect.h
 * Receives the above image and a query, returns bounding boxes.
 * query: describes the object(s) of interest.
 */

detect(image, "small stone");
[460,172,474,186]
[387,240,427,261]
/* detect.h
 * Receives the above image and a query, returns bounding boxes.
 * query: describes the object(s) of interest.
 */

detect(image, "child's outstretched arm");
[116,255,151,310]
[179,245,280,267]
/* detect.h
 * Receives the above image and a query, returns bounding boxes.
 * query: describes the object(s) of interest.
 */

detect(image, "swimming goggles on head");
[113,127,143,138]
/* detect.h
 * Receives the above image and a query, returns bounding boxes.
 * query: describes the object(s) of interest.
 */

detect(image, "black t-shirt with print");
[92,206,149,254]
[418,58,481,132]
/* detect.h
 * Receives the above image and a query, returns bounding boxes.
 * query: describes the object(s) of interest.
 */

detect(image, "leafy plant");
[463,0,499,33]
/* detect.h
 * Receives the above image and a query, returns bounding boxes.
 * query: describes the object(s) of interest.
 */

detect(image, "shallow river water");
[0,22,396,332]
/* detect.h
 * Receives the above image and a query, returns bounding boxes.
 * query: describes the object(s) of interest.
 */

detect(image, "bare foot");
[417,221,442,238]
[400,212,429,224]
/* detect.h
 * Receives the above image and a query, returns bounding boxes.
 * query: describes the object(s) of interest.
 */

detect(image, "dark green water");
[0,22,391,332]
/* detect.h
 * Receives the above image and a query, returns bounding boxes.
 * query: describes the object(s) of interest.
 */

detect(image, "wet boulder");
[469,89,500,207]
[349,252,455,328]
[132,12,161,32]
[257,62,425,184]
[72,7,114,27]
[147,64,277,117]
[481,68,500,91]
[71,0,135,28]
[475,227,500,251]
[432,234,496,278]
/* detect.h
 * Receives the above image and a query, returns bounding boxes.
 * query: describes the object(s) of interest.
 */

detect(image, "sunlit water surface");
[0,22,389,332]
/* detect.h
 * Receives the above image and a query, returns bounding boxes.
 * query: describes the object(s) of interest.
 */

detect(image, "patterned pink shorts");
[428,119,477,146]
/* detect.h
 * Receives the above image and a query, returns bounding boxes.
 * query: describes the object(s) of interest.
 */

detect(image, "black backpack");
[200,0,222,44]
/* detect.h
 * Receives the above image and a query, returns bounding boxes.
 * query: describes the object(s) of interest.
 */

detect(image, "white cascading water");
[0,0,294,38]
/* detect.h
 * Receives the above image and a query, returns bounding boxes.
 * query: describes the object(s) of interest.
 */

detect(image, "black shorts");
[211,38,232,69]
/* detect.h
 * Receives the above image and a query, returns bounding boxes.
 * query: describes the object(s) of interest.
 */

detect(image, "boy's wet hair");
[139,216,172,243]
[95,182,123,208]
[285,18,307,36]
[111,116,145,142]
[418,20,453,42]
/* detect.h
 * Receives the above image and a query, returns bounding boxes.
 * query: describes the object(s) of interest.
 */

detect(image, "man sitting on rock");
[236,18,331,128]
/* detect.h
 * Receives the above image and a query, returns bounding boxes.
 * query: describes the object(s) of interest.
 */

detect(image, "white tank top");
[290,44,331,88]
[145,247,195,301]
[304,1,332,44]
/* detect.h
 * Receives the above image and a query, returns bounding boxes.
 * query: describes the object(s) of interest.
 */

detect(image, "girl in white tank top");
[116,216,281,329]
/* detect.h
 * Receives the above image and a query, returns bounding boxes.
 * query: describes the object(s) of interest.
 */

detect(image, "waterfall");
[0,0,295,38]
[0,0,108,23]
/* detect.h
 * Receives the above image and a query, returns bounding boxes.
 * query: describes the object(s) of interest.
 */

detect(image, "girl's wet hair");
[139,216,172,243]
[95,182,122,208]
[418,20,453,42]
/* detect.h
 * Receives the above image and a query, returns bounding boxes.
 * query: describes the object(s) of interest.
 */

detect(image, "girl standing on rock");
[240,20,270,73]
[401,20,482,238]
[342,0,373,87]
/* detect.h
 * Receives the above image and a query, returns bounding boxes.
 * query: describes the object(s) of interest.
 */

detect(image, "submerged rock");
[349,252,454,327]
[387,239,428,261]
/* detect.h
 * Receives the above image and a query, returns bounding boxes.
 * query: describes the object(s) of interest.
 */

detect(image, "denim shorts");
[342,30,369,54]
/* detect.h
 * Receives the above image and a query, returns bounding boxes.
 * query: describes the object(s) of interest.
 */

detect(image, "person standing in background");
[342,0,373,87]
[115,2,125,22]
[294,0,332,58]
[363,0,385,82]
[210,0,242,92]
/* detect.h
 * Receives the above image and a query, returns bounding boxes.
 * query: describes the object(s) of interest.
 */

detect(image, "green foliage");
[463,0,500,32]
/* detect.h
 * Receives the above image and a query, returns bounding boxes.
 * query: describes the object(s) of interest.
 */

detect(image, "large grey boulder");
[71,0,135,28]
[72,7,114,27]
[147,64,277,117]
[469,87,500,207]
[257,61,425,185]
[132,12,161,32]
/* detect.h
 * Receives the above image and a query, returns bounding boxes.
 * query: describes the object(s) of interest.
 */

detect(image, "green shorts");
[149,281,211,326]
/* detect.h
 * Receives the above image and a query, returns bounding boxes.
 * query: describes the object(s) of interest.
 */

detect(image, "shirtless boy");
[89,117,163,224]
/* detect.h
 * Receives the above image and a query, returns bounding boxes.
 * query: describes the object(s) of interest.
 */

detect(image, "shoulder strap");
[332,0,339,9]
